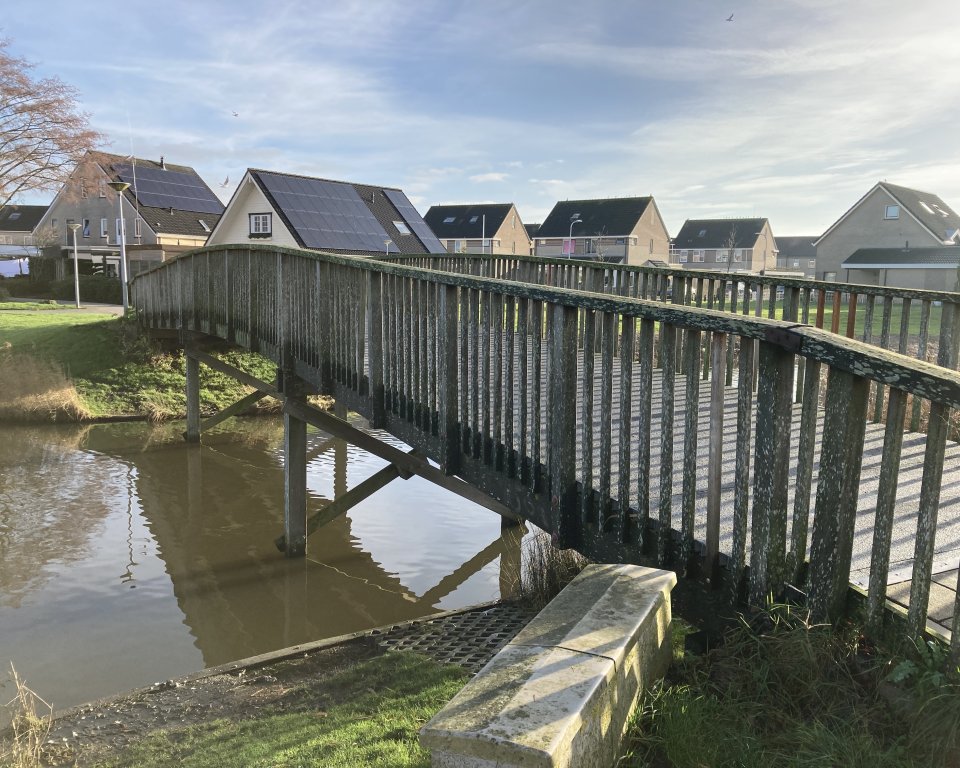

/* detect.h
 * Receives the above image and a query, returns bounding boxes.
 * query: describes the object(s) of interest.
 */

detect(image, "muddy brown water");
[0,418,522,722]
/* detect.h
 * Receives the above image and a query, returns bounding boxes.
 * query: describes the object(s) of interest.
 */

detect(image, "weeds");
[513,530,589,612]
[0,664,53,768]
[621,604,960,767]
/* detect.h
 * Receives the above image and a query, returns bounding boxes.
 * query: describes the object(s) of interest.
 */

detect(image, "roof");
[776,236,817,260]
[881,183,960,242]
[525,223,540,238]
[842,245,960,268]
[536,197,653,238]
[424,204,514,239]
[0,205,47,232]
[816,181,960,246]
[248,169,443,255]
[96,152,224,237]
[673,218,768,249]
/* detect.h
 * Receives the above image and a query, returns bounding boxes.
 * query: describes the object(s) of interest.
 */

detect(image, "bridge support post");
[185,351,201,443]
[282,369,309,558]
[548,304,580,548]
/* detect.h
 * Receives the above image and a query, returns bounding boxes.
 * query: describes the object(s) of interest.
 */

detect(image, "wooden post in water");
[185,350,201,443]
[282,369,309,558]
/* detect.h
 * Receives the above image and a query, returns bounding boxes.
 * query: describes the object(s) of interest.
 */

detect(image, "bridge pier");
[281,368,309,558]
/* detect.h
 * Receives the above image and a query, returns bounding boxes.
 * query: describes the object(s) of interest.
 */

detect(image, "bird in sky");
[219,176,229,188]
[231,111,239,117]
[726,13,734,21]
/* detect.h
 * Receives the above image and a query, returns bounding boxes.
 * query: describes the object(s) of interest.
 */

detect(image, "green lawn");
[0,300,66,311]
[89,653,468,768]
[0,311,279,419]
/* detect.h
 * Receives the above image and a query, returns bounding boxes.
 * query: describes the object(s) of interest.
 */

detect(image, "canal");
[0,418,521,719]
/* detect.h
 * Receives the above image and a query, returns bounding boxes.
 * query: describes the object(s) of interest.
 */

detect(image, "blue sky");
[6,0,960,236]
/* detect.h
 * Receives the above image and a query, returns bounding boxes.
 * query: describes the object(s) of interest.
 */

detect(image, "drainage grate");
[371,602,537,674]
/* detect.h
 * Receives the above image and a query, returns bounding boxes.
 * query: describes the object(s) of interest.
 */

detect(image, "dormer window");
[249,212,272,237]
[199,219,211,233]
[393,221,411,235]
[884,205,900,219]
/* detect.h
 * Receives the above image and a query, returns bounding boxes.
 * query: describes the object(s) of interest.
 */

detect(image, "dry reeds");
[514,530,589,612]
[0,352,90,422]
[0,664,53,768]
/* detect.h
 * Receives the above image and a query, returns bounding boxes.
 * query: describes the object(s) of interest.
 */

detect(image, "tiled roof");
[97,152,223,238]
[843,246,960,267]
[525,223,540,238]
[881,183,960,242]
[673,218,768,249]
[423,204,514,239]
[536,197,653,238]
[776,236,817,260]
[0,204,47,232]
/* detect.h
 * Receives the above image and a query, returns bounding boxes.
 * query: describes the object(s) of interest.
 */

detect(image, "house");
[670,218,777,274]
[206,169,444,256]
[815,182,960,287]
[776,236,818,278]
[841,246,960,291]
[34,152,224,279]
[0,204,46,276]
[532,197,670,265]
[423,203,530,256]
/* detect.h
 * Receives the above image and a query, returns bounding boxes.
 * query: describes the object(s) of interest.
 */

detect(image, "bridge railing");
[381,254,960,435]
[132,245,960,650]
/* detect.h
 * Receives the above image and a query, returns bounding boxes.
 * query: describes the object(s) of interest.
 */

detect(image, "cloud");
[469,172,509,183]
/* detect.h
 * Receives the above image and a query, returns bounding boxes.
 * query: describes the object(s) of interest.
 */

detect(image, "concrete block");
[420,564,677,767]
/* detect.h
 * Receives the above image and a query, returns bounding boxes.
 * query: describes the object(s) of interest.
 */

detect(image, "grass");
[620,605,960,768]
[514,529,589,611]
[86,653,468,768]
[0,311,280,421]
[0,301,65,311]
[0,664,53,768]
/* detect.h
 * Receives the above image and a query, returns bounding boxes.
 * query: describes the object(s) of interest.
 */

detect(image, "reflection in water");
[0,419,522,718]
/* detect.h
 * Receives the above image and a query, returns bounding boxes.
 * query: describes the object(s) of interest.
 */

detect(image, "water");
[0,418,520,717]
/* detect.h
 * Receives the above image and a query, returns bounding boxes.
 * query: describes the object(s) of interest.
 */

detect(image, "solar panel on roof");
[256,171,390,252]
[115,162,224,215]
[383,189,445,253]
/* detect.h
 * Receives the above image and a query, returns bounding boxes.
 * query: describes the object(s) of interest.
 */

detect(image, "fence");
[132,245,960,652]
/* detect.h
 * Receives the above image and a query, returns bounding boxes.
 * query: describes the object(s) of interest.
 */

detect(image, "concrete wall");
[816,187,940,281]
[207,176,299,249]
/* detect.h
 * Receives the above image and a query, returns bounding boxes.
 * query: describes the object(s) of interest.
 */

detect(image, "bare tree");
[592,225,608,262]
[0,39,102,212]
[723,222,738,274]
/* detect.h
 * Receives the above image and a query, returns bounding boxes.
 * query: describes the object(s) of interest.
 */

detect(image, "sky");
[5,0,960,237]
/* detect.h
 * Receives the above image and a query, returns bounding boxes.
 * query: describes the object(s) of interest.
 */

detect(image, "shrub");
[50,275,122,304]
[0,276,51,299]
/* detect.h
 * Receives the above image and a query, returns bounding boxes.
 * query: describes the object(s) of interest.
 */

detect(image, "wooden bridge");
[130,245,960,657]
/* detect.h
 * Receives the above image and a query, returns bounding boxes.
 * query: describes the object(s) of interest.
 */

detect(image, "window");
[249,213,272,237]
[920,201,935,214]
[698,229,707,238]
[100,218,109,238]
[98,179,106,198]
[82,218,91,238]
[7,212,20,221]
[678,250,688,263]
[733,249,743,262]
[443,216,456,224]
[692,250,704,263]
[454,240,463,253]
[80,181,87,198]
[51,217,57,231]
[469,215,479,224]
[808,259,816,268]
[199,219,211,233]
[716,250,728,263]
[792,260,800,268]
[932,204,950,217]
[884,205,900,219]
[393,221,411,235]
[649,238,654,254]
[134,218,142,239]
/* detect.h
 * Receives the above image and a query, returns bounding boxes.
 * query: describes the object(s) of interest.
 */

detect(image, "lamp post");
[384,239,391,256]
[568,214,582,258]
[67,222,81,308]
[107,180,131,311]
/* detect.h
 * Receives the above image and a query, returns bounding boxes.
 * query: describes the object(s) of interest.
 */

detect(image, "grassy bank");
[0,308,279,422]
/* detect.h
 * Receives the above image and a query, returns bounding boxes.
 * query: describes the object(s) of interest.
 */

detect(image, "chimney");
[160,156,166,170]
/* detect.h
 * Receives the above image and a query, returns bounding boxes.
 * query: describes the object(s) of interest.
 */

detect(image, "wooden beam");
[198,390,269,434]
[283,398,519,522]
[185,354,201,443]
[275,450,417,552]
[190,348,282,398]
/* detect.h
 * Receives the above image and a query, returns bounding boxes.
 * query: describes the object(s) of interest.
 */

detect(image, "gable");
[674,218,767,249]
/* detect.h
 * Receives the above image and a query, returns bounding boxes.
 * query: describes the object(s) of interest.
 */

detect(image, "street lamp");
[107,180,131,311]
[67,222,81,308]
[568,213,582,258]
[384,239,392,256]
